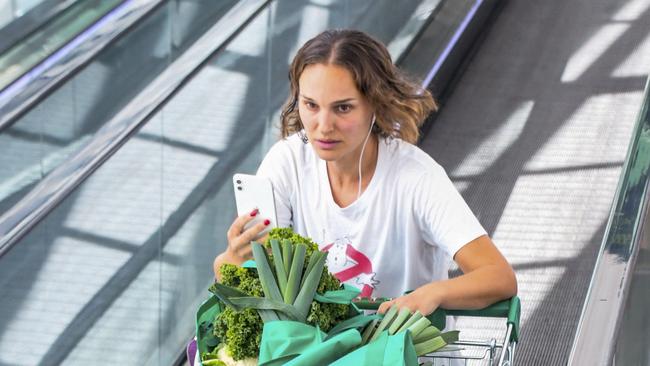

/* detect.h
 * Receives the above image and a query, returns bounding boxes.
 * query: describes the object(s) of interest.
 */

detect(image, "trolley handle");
[353,296,520,342]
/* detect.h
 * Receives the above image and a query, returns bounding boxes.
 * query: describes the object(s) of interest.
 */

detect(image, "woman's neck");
[326,135,379,204]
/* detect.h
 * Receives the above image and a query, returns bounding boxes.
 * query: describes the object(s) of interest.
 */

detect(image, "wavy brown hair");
[280,29,437,144]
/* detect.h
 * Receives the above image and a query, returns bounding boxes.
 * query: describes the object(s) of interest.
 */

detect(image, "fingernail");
[250,209,258,217]
[264,219,270,226]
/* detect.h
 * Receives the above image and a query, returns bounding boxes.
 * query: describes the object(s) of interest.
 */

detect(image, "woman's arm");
[378,235,517,315]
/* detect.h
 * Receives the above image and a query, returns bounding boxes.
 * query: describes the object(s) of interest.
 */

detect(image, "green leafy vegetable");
[359,305,460,356]
[208,228,350,361]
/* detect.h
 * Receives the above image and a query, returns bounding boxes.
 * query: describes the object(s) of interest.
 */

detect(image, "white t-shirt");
[257,133,486,299]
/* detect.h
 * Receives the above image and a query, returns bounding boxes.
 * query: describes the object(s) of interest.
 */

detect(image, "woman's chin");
[311,146,340,161]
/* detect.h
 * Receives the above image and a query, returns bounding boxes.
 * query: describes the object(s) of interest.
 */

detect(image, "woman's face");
[298,63,375,164]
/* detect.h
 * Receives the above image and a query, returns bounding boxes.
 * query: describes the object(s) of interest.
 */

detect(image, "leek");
[294,251,327,319]
[413,325,441,343]
[281,239,292,274]
[406,317,431,339]
[388,308,412,335]
[251,242,287,321]
[414,336,447,356]
[414,330,459,356]
[284,243,306,304]
[361,319,379,344]
[270,239,288,295]
[369,305,399,342]
[396,310,422,334]
[300,251,319,288]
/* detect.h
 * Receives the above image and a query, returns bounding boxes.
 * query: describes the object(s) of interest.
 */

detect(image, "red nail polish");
[250,209,258,217]
[264,219,270,226]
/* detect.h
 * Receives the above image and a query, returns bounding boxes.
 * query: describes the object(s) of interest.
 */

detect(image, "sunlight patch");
[561,24,629,83]
[524,91,641,171]
[612,0,650,21]
[451,100,534,177]
[611,31,650,78]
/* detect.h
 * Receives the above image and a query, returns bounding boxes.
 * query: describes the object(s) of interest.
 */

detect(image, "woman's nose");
[317,111,335,133]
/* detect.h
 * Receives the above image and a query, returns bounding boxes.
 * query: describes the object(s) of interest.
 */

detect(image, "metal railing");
[569,76,650,365]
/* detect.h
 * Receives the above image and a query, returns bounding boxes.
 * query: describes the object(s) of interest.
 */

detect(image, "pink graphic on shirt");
[321,237,379,297]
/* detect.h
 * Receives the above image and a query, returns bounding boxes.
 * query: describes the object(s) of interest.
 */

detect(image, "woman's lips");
[315,139,341,150]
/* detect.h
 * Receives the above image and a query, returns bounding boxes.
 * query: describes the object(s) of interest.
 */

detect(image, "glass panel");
[0,1,13,28]
[0,0,49,28]
[615,238,650,365]
[0,0,124,91]
[0,115,164,365]
[14,0,45,16]
[613,80,650,365]
[0,0,237,219]
[0,2,242,365]
[0,2,169,221]
[158,5,278,362]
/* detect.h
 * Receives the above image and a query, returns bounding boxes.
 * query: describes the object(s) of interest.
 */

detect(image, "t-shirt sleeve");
[414,163,487,258]
[256,140,293,228]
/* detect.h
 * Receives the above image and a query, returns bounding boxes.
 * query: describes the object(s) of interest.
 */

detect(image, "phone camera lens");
[237,186,242,191]
[236,180,242,184]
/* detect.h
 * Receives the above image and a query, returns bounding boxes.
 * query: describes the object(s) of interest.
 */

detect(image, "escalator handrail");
[0,0,166,134]
[0,0,271,257]
[568,76,650,364]
[0,0,78,55]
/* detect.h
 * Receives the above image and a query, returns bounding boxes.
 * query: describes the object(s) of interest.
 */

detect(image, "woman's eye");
[337,104,351,113]
[305,101,317,110]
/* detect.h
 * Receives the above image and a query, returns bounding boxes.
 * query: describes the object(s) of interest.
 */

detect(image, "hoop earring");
[298,130,308,144]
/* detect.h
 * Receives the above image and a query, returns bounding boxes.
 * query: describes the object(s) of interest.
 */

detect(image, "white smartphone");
[233,173,278,237]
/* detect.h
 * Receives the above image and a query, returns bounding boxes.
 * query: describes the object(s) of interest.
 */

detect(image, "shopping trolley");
[353,296,520,366]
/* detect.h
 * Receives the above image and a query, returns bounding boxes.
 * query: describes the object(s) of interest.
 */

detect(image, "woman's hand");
[213,208,271,280]
[377,235,517,315]
[377,282,445,316]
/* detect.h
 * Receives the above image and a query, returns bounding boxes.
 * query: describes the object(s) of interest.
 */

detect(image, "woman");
[213,29,517,316]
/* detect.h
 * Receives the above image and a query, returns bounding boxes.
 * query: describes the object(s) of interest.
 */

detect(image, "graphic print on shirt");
[321,236,379,297]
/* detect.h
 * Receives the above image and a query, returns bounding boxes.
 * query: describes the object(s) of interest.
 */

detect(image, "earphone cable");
[357,114,376,200]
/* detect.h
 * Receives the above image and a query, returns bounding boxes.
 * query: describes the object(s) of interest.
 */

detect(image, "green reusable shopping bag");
[329,330,418,366]
[257,317,419,366]
[314,285,362,304]
[258,321,362,366]
[195,296,222,357]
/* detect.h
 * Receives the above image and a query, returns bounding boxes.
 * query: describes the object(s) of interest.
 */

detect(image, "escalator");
[1,0,649,365]
[0,0,474,364]
[415,0,650,364]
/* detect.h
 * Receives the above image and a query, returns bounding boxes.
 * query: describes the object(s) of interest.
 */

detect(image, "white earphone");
[357,114,376,200]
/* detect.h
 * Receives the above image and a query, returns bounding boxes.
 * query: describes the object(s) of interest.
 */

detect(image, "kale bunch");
[211,265,263,360]
[209,228,351,361]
